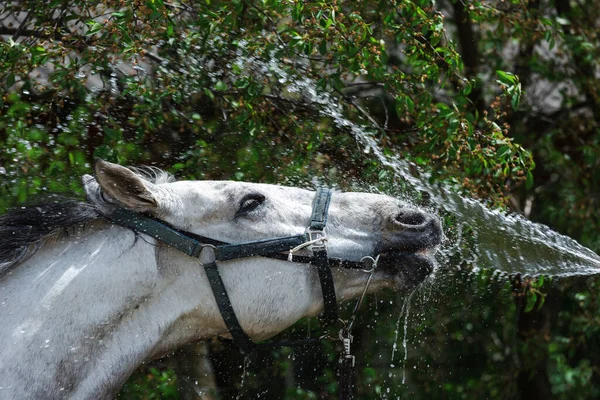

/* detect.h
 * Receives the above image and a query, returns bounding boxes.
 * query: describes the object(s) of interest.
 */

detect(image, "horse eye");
[237,193,265,216]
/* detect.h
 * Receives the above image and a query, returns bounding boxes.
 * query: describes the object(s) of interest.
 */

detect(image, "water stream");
[260,55,600,279]
[390,289,418,385]
[254,55,600,388]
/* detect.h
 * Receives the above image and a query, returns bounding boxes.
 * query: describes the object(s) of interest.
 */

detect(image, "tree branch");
[451,0,485,116]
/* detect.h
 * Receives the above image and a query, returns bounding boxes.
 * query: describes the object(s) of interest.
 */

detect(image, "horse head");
[87,160,442,333]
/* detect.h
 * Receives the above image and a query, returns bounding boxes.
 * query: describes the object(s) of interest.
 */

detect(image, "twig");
[12,11,31,41]
[333,87,385,134]
[380,96,389,129]
[343,81,385,88]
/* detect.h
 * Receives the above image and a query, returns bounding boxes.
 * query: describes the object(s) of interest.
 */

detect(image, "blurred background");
[1,0,599,398]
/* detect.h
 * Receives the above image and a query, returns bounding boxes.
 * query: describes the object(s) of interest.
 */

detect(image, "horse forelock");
[128,166,176,185]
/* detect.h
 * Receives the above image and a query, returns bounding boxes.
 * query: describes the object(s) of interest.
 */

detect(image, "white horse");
[0,159,442,399]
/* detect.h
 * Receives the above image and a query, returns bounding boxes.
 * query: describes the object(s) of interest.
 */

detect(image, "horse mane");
[0,166,174,276]
[127,166,174,185]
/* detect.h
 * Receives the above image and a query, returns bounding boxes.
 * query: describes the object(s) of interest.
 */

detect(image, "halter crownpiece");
[104,187,345,354]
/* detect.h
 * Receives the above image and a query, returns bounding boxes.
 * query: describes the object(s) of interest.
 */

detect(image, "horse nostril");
[395,210,427,226]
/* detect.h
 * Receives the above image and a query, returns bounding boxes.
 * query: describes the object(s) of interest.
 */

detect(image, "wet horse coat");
[0,160,441,399]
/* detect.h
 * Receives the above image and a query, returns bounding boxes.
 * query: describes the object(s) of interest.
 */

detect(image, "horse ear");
[93,159,158,212]
[82,173,101,203]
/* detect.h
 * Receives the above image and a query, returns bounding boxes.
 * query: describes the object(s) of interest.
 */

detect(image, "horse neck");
[0,222,215,399]
[0,222,327,399]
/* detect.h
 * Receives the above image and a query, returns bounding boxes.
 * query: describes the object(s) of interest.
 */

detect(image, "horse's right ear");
[93,159,159,213]
[82,173,101,203]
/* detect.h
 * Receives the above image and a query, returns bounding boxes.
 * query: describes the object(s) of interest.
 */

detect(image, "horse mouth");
[376,249,435,288]
[376,216,443,289]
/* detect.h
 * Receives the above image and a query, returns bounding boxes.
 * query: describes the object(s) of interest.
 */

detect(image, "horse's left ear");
[93,159,159,213]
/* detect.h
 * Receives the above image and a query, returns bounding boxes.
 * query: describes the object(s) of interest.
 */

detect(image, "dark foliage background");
[1,0,599,399]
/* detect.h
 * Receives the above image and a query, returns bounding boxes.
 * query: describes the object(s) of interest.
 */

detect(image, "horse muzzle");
[377,209,443,289]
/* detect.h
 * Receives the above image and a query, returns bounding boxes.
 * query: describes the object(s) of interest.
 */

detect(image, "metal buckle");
[306,228,327,249]
[287,230,328,262]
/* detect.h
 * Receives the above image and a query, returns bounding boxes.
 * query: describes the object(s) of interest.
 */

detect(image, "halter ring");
[199,244,217,264]
[360,254,380,273]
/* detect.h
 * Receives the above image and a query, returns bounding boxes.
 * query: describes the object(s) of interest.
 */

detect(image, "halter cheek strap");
[200,246,257,355]
[309,188,338,325]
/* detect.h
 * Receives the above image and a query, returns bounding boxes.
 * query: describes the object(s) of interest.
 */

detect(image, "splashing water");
[390,289,418,384]
[260,54,600,278]
[240,356,250,389]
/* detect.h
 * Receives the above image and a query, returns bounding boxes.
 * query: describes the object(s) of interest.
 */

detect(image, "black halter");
[105,188,352,355]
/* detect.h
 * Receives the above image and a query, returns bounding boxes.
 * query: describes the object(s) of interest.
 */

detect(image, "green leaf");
[536,294,546,311]
[462,81,472,96]
[86,21,103,36]
[497,145,510,158]
[510,83,521,110]
[30,46,46,55]
[318,40,327,55]
[526,171,534,189]
[214,80,227,91]
[496,70,517,86]
[406,96,415,113]
[525,292,537,313]
[234,78,249,89]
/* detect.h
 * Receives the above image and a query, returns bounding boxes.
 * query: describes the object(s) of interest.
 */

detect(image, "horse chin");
[378,251,435,290]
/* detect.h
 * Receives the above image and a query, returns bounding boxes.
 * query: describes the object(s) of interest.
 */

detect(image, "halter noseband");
[105,188,347,354]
